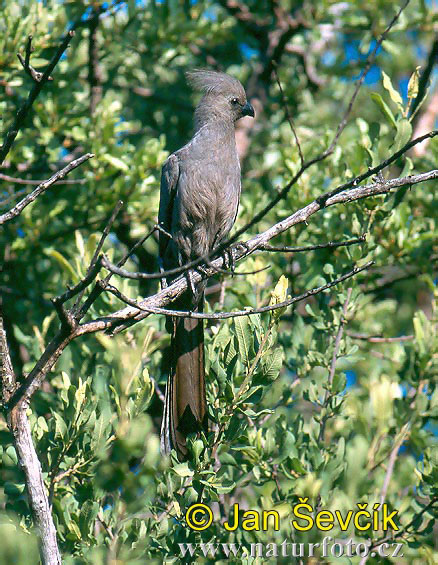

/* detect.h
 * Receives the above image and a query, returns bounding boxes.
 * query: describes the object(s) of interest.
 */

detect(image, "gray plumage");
[159,69,254,459]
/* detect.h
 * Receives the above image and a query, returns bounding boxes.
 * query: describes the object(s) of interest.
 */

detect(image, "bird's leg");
[178,250,197,305]
[158,256,168,290]
[186,269,197,303]
[221,246,236,276]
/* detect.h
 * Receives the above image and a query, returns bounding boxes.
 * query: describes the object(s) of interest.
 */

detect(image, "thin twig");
[0,173,86,186]
[52,257,103,306]
[410,36,438,119]
[0,30,76,165]
[379,424,410,506]
[328,1,409,154]
[260,235,366,253]
[273,63,304,166]
[0,154,93,225]
[347,332,414,343]
[150,376,165,404]
[318,287,352,443]
[224,2,409,244]
[318,129,438,206]
[103,264,370,321]
[17,35,54,83]
[72,200,123,311]
[7,164,438,408]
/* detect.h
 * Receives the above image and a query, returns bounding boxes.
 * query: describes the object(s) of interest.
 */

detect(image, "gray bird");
[159,69,254,459]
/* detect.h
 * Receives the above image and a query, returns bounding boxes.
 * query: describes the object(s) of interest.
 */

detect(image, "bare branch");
[260,235,366,253]
[0,173,86,186]
[0,30,75,165]
[0,153,94,225]
[17,35,54,83]
[1,312,61,564]
[318,287,353,443]
[319,129,438,206]
[347,332,414,343]
[273,63,304,166]
[6,165,438,412]
[0,309,16,404]
[227,2,409,242]
[104,263,372,321]
[379,424,410,506]
[72,200,124,312]
[102,168,438,285]
[8,407,62,565]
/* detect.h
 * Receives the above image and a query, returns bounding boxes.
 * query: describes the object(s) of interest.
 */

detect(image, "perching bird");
[158,69,254,459]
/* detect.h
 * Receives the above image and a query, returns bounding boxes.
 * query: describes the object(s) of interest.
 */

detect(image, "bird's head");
[186,69,255,129]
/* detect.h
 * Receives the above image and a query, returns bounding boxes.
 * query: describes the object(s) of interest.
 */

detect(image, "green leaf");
[46,249,79,281]
[234,317,252,366]
[407,66,421,99]
[5,446,18,466]
[290,457,306,474]
[4,482,25,498]
[79,501,99,537]
[370,92,397,128]
[53,412,68,439]
[103,154,129,172]
[332,371,347,394]
[382,71,404,111]
[172,462,194,477]
[262,347,284,381]
[394,118,412,152]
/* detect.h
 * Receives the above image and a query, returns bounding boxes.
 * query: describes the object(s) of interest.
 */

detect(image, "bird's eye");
[230,98,240,105]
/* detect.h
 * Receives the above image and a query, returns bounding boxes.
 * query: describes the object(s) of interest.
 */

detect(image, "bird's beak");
[241,102,255,118]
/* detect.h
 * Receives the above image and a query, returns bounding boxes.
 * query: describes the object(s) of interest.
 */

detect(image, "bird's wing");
[158,153,180,261]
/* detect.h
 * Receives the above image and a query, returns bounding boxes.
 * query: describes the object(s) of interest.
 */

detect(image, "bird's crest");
[186,69,245,97]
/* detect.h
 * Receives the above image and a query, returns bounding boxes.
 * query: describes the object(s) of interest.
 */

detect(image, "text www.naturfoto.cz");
[176,537,404,560]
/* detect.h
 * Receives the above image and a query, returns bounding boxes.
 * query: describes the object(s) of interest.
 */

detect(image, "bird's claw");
[222,247,236,275]
[186,268,197,298]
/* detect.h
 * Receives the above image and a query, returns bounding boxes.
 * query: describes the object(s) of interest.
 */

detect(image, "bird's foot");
[158,257,168,290]
[221,247,236,275]
[186,268,197,298]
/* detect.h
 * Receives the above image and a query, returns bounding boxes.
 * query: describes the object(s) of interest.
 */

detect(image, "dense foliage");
[1,1,437,563]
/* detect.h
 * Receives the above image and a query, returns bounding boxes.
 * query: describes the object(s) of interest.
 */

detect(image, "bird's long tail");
[160,290,206,459]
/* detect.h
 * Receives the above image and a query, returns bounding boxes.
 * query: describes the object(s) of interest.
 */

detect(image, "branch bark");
[0,154,94,225]
[8,407,62,565]
[0,30,75,165]
[1,311,61,565]
[7,164,437,413]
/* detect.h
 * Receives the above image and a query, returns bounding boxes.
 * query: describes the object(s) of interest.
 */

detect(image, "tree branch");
[17,35,54,83]
[8,407,62,565]
[0,173,86,186]
[410,35,438,119]
[318,287,352,443]
[88,7,103,115]
[0,30,75,165]
[228,1,409,240]
[0,153,94,225]
[103,263,371,320]
[260,235,366,253]
[347,332,414,343]
[1,311,61,565]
